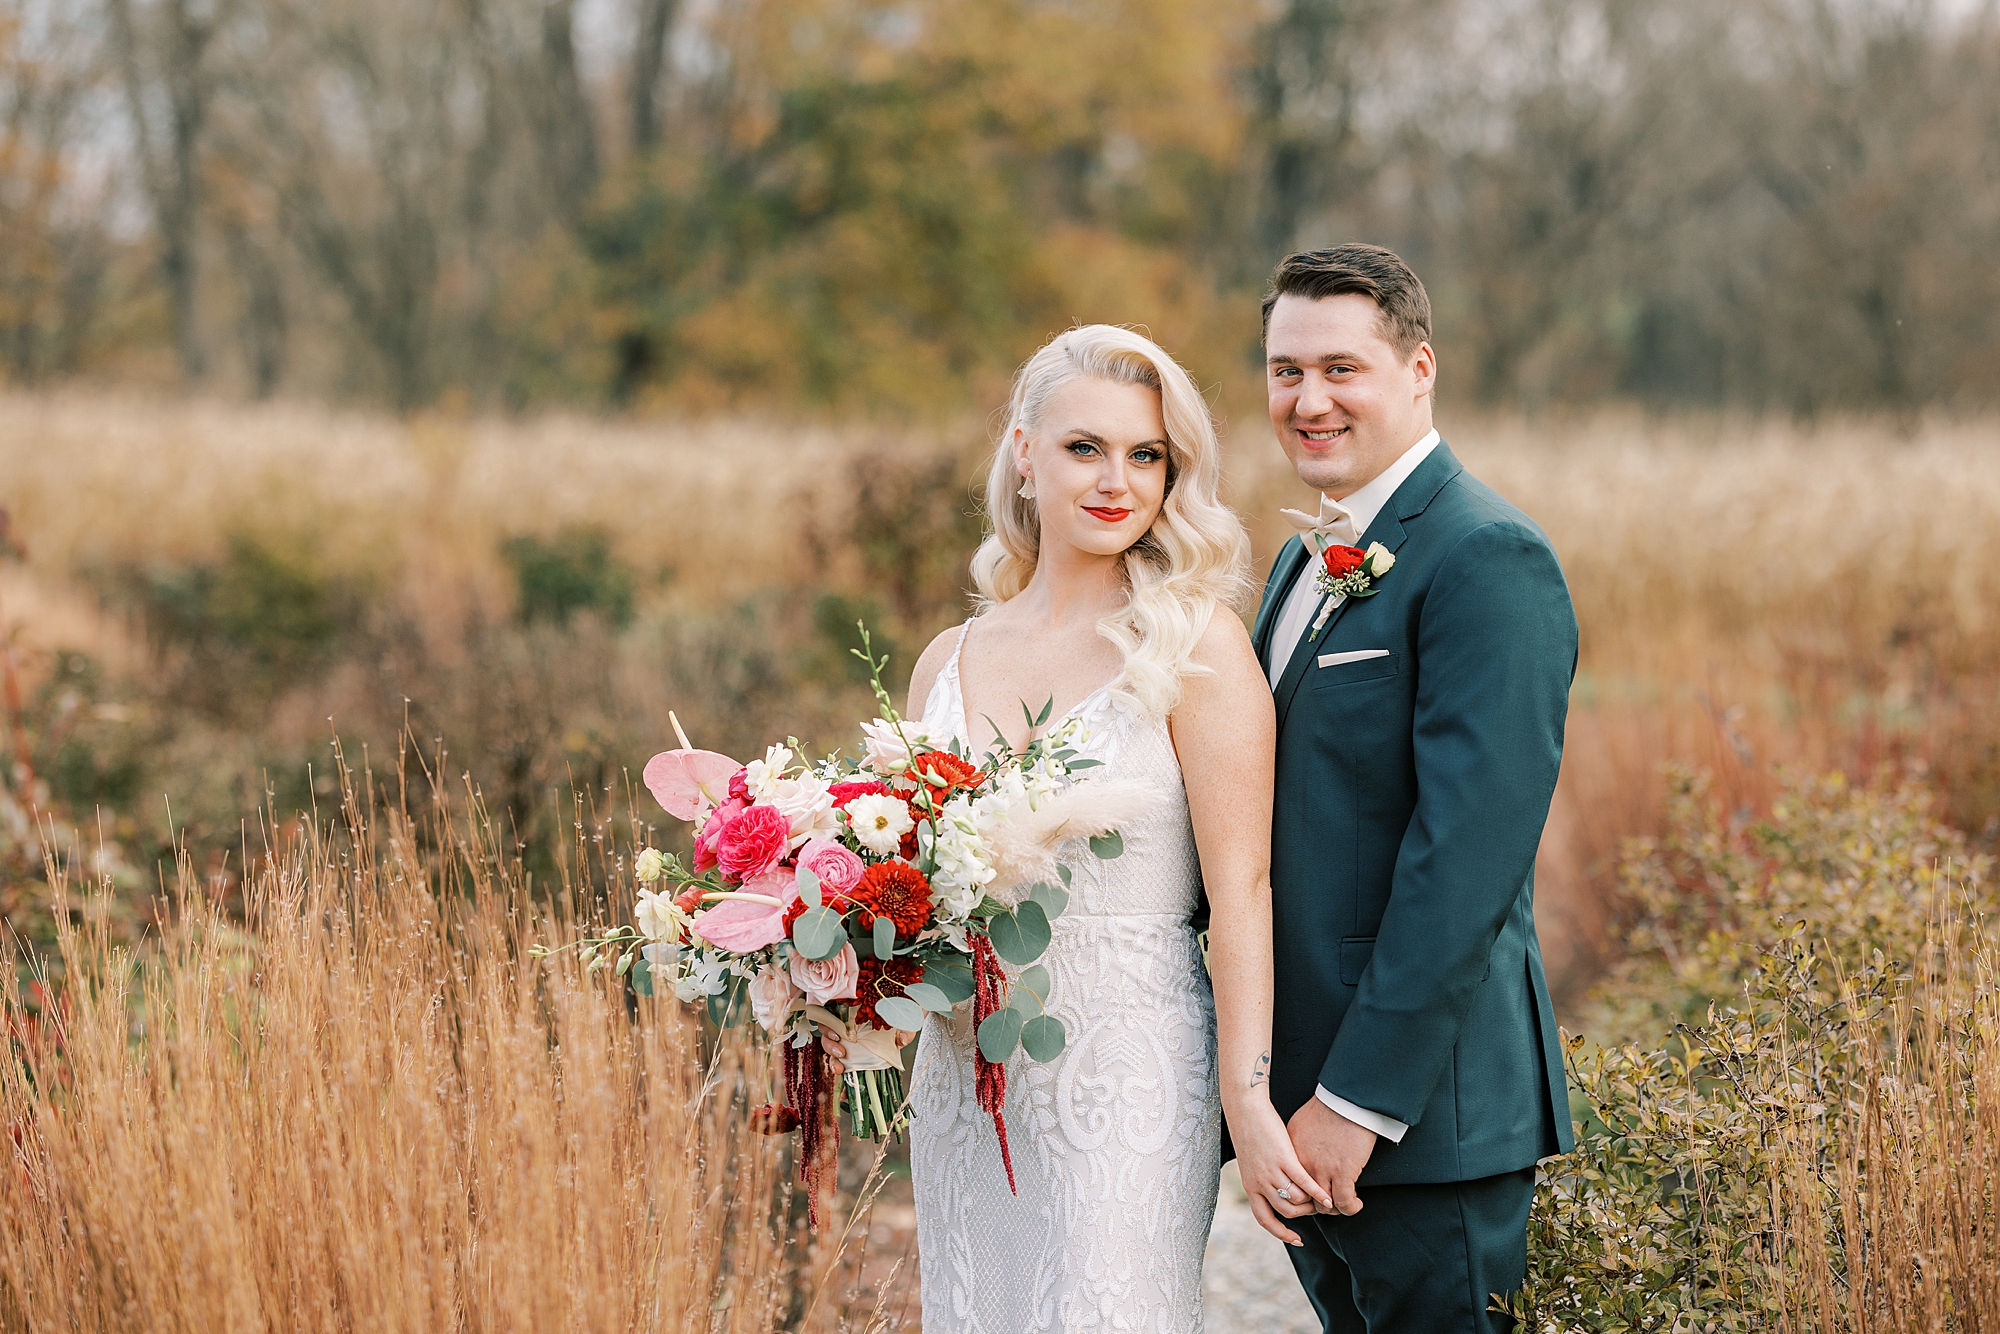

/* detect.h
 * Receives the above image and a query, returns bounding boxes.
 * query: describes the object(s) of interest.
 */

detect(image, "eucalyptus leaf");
[1057,863,1073,887]
[902,981,954,1013]
[872,916,895,961]
[1028,881,1070,918]
[922,958,976,1003]
[977,1007,1024,1063]
[797,863,822,908]
[1065,757,1104,770]
[793,906,848,962]
[987,900,1052,966]
[1009,988,1040,1015]
[874,996,927,1032]
[707,978,748,1028]
[1089,830,1124,860]
[631,957,654,997]
[1018,964,1051,1000]
[1020,1014,1067,1062]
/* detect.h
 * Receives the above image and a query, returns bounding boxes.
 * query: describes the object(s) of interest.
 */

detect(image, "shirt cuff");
[1315,1086,1409,1143]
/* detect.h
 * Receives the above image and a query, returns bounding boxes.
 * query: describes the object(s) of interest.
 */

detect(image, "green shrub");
[500,527,637,629]
[1511,774,1996,1330]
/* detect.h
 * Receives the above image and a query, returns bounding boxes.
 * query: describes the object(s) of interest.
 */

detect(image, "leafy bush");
[500,526,638,629]
[1511,773,1998,1330]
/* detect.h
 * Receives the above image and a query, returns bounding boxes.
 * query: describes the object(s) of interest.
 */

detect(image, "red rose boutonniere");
[1307,541,1395,642]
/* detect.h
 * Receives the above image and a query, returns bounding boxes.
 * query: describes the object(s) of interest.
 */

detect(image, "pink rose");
[716,802,788,882]
[789,941,860,1006]
[797,836,865,900]
[691,866,798,952]
[693,797,747,872]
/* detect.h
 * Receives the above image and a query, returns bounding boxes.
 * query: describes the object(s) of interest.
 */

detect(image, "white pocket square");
[1317,649,1390,667]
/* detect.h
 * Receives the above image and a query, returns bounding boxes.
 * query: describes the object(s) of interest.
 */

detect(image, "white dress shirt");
[1263,427,1441,1144]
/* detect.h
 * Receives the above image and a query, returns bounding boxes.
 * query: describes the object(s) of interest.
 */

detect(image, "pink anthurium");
[690,868,798,951]
[644,747,741,821]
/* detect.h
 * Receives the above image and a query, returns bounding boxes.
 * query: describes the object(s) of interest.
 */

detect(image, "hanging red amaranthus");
[971,933,1017,1194]
[781,1034,837,1227]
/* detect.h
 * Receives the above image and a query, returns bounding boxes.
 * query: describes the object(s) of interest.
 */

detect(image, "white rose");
[634,888,686,943]
[742,744,795,802]
[747,964,801,1033]
[772,774,838,848]
[634,847,666,883]
[1364,542,1395,575]
[859,718,928,776]
[845,791,914,855]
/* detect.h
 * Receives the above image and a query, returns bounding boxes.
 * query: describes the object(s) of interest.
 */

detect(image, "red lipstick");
[1083,506,1132,522]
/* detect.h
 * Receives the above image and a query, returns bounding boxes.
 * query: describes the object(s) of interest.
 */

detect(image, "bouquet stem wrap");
[971,934,1017,1194]
[782,1034,835,1228]
[833,1024,910,1142]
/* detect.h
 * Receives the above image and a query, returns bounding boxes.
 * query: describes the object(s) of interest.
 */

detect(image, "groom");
[1253,244,1575,1332]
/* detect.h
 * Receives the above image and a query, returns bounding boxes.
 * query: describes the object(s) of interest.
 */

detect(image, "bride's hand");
[819,1028,914,1076]
[1229,1094,1332,1246]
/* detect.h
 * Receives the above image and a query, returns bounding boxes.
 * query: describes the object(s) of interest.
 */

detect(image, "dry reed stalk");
[1768,928,2000,1331]
[0,749,884,1332]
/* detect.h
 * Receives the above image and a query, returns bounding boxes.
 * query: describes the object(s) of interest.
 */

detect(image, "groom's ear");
[1409,340,1437,399]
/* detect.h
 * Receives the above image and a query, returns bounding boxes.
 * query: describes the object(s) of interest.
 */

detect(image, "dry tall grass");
[6,392,1996,994]
[0,748,896,1332]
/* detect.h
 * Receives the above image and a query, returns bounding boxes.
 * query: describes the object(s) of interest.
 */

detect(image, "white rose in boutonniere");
[1364,542,1394,576]
[1309,541,1397,642]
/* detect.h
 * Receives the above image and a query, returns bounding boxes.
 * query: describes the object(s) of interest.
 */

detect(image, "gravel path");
[1201,1164,1323,1333]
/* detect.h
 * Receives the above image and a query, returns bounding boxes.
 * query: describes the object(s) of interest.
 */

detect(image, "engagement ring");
[1275,1185,1292,1201]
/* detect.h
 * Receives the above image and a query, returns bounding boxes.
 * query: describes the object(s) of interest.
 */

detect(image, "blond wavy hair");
[971,325,1251,717]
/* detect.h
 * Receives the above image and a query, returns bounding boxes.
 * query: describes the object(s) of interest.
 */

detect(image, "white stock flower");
[772,774,838,847]
[634,889,686,943]
[742,744,795,802]
[634,847,666,883]
[747,963,801,1033]
[845,792,914,855]
[921,794,994,920]
[859,718,928,776]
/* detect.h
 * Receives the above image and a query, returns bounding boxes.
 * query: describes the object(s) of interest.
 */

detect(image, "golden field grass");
[3,390,2000,1329]
[4,391,1996,988]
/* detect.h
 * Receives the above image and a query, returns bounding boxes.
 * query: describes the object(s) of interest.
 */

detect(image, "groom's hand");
[1287,1097,1376,1216]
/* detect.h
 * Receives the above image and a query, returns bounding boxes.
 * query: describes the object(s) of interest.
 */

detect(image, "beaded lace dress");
[909,622,1220,1333]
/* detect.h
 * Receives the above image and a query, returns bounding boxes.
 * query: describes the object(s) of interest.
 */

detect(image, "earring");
[1018,477,1036,500]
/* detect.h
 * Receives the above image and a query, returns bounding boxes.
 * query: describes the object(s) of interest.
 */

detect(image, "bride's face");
[1015,377,1171,560]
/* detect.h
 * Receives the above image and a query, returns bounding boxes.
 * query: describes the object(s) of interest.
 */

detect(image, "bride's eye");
[1130,447,1164,464]
[1065,440,1100,457]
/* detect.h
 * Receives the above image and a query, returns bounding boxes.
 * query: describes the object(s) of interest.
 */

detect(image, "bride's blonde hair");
[971,324,1251,717]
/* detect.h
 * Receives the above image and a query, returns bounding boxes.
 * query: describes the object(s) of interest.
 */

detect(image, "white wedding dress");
[910,622,1220,1333]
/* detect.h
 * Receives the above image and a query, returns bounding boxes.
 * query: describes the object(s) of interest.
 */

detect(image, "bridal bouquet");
[549,636,1144,1213]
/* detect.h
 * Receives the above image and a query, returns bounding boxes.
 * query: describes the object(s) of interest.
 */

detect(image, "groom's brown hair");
[1261,243,1432,359]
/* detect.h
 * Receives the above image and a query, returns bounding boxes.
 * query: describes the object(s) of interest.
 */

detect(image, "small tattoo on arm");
[1249,1050,1271,1089]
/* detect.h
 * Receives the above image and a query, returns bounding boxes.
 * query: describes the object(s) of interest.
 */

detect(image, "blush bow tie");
[1280,494,1359,555]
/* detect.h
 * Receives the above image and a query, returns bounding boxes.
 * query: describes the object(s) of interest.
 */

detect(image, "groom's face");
[1266,292,1434,499]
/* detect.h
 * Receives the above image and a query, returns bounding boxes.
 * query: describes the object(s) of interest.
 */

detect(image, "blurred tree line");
[2,0,1995,417]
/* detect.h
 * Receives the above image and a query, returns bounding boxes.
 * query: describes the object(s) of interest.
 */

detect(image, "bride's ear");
[1013,427,1034,492]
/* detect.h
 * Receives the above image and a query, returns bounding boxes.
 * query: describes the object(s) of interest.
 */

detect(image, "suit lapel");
[1271,442,1465,730]
[1253,537,1310,670]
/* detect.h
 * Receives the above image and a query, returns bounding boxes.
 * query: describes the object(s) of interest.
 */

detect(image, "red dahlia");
[828,779,889,809]
[910,749,982,795]
[850,860,934,938]
[852,955,924,1029]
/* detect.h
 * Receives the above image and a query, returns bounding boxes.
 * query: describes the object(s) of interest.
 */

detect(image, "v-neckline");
[950,618,1115,753]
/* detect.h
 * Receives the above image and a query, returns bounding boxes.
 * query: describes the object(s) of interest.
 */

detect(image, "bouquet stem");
[840,1066,909,1141]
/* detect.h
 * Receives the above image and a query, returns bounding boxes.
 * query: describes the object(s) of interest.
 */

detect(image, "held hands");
[1228,1091,1334,1246]
[1286,1096,1376,1217]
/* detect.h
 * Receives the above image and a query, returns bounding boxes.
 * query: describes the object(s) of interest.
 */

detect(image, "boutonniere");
[1307,542,1395,642]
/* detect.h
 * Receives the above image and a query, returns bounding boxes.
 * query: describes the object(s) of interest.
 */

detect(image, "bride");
[828,324,1327,1331]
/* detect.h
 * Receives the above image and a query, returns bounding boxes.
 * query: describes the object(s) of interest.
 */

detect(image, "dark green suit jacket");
[1257,441,1576,1186]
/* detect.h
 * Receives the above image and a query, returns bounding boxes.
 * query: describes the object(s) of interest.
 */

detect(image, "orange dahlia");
[849,860,934,938]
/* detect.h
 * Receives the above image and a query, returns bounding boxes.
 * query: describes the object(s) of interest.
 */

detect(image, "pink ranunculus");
[797,836,865,900]
[717,803,790,881]
[692,798,747,872]
[691,866,798,952]
[789,941,860,1006]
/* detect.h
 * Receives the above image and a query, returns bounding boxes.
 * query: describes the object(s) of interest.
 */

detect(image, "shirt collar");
[1325,428,1440,543]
